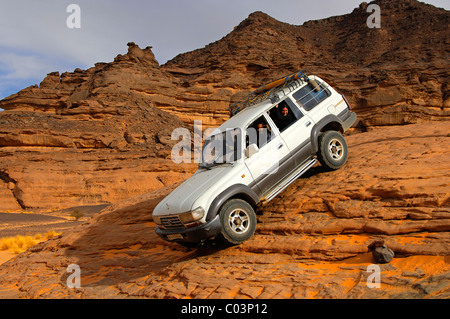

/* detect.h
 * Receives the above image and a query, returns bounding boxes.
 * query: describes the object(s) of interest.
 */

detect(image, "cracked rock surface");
[0,121,448,298]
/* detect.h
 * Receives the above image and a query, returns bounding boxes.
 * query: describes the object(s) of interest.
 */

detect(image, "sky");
[0,0,448,102]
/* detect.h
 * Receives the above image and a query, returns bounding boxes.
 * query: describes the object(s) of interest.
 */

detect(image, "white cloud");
[0,52,51,80]
[0,51,56,100]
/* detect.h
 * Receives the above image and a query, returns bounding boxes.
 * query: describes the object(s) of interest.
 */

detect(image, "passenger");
[276,105,295,131]
[256,122,270,147]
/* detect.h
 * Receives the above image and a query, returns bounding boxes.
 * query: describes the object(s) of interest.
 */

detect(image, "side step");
[262,158,317,203]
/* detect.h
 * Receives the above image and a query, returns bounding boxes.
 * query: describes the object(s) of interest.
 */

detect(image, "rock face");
[0,121,448,298]
[162,0,449,127]
[0,43,195,211]
[0,0,448,212]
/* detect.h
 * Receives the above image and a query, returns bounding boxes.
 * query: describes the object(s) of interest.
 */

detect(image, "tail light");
[342,94,352,110]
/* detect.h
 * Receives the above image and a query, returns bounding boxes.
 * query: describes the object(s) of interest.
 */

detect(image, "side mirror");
[246,144,259,158]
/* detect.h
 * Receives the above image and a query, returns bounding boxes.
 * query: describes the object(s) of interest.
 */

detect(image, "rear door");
[268,98,314,167]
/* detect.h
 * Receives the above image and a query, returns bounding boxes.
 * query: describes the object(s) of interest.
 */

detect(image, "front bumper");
[155,215,222,244]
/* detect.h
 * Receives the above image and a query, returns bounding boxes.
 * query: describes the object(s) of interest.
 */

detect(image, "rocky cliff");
[0,0,448,212]
[0,43,196,211]
[162,0,449,127]
[0,0,449,299]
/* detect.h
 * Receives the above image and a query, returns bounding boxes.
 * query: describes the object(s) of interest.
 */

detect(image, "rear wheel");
[217,199,257,245]
[317,130,348,170]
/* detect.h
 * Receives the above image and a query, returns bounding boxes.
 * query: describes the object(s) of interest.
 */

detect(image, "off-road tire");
[217,199,257,245]
[317,130,348,170]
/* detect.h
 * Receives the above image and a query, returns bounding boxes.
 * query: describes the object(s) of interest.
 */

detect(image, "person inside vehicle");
[246,118,271,149]
[256,121,271,147]
[275,103,295,131]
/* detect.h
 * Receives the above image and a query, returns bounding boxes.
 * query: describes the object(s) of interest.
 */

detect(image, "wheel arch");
[310,115,344,154]
[205,184,260,222]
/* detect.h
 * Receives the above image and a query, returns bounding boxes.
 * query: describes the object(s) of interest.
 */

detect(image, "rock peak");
[246,11,273,20]
[113,41,158,65]
[235,10,286,30]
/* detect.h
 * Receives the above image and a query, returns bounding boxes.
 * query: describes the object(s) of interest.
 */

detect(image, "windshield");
[200,128,242,168]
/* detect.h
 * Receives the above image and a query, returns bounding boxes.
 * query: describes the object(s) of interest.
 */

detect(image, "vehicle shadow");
[59,189,229,290]
[297,164,329,179]
[58,165,328,290]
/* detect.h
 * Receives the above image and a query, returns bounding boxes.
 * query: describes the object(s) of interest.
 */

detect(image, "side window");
[246,116,272,149]
[268,99,303,133]
[202,128,242,164]
[293,80,330,111]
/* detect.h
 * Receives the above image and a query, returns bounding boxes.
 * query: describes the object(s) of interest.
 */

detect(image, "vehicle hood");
[153,166,232,216]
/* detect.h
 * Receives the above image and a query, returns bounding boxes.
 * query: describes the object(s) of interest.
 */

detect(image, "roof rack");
[229,69,309,116]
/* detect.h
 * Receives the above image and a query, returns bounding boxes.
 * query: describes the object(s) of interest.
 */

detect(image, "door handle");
[306,121,312,127]
[277,143,283,149]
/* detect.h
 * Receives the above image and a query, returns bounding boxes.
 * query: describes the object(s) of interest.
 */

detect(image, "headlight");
[179,207,205,224]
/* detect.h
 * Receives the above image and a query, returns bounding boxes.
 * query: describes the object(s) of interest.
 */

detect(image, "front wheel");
[317,130,348,170]
[217,199,257,245]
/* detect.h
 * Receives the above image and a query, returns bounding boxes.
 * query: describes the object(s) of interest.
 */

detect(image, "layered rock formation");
[0,43,195,211]
[0,0,448,299]
[0,122,448,298]
[0,0,448,212]
[162,0,449,127]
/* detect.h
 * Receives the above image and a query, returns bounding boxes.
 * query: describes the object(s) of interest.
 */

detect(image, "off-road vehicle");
[152,70,357,246]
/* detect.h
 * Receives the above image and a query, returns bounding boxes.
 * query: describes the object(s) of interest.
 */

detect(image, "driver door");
[244,114,290,197]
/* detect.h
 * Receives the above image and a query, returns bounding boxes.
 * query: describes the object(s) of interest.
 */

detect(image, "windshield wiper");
[199,161,233,170]
[199,163,212,170]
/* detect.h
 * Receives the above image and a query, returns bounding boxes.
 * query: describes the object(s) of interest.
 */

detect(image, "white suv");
[152,71,357,246]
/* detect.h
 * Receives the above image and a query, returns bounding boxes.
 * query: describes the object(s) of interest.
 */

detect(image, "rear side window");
[293,80,330,111]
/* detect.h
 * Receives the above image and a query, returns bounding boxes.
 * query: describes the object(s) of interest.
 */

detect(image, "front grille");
[160,215,184,229]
